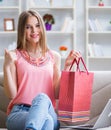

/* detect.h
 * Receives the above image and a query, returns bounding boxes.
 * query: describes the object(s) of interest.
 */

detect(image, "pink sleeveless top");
[7,49,56,114]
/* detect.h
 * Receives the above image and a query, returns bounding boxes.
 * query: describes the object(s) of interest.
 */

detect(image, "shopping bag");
[58,57,94,123]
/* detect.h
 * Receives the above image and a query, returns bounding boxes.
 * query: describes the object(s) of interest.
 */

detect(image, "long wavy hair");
[17,9,48,55]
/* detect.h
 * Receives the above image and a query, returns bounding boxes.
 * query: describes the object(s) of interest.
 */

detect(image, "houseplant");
[98,0,104,6]
[59,45,68,57]
[43,13,55,30]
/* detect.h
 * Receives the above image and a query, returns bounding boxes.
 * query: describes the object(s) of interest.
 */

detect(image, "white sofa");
[0,71,111,130]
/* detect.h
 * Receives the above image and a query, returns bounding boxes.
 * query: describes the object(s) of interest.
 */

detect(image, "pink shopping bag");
[58,57,94,123]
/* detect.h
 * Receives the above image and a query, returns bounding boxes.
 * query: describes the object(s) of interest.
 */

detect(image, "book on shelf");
[61,17,74,32]
[88,18,103,32]
[88,43,104,57]
[88,19,97,31]
[94,19,103,32]
[93,43,104,56]
[88,44,95,57]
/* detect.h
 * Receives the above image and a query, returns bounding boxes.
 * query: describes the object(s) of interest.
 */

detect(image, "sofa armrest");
[90,71,111,119]
[0,72,3,86]
[0,85,10,113]
[0,110,7,128]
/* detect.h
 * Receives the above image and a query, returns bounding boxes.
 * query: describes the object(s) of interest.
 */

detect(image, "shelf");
[0,0,21,72]
[0,31,17,34]
[88,31,111,34]
[88,6,111,9]
[30,7,74,9]
[46,31,74,34]
[0,6,20,9]
[86,0,111,71]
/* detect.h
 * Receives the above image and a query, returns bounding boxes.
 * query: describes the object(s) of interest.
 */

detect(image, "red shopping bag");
[58,57,94,123]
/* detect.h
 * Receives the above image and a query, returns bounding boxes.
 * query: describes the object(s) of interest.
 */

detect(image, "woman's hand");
[4,49,16,67]
[64,50,81,71]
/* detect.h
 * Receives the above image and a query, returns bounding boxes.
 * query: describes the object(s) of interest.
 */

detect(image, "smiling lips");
[31,34,39,38]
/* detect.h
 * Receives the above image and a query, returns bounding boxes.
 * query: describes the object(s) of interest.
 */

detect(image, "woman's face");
[25,16,41,45]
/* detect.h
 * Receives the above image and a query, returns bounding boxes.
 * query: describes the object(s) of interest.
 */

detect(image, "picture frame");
[4,18,15,31]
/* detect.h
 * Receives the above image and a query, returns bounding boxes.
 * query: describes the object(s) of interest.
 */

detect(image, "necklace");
[20,50,49,66]
[27,49,42,59]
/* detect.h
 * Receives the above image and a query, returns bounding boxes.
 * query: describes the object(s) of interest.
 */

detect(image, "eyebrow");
[26,22,40,25]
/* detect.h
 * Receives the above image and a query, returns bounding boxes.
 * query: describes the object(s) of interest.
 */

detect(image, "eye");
[25,25,31,29]
[36,24,40,28]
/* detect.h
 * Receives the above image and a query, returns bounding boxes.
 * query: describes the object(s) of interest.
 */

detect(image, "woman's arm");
[3,49,17,99]
[52,51,61,99]
[53,50,81,99]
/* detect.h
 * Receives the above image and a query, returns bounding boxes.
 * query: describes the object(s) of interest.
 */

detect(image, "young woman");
[3,10,81,130]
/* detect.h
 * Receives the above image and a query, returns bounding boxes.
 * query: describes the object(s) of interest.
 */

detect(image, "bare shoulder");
[51,50,61,61]
[50,50,61,71]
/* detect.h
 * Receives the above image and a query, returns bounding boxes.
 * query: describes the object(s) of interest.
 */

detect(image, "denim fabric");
[6,93,60,130]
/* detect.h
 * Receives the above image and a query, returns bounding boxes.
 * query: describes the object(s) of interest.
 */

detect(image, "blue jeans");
[6,93,60,130]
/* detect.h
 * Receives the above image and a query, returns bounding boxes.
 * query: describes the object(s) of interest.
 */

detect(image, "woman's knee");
[32,93,51,105]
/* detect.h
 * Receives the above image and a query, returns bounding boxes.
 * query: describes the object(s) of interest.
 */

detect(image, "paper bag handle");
[69,58,78,71]
[69,57,89,74]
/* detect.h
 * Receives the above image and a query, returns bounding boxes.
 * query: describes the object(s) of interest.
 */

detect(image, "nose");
[32,27,36,33]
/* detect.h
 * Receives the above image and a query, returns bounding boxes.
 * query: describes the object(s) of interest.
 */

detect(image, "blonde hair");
[17,9,48,55]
